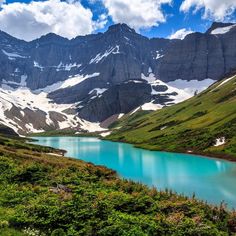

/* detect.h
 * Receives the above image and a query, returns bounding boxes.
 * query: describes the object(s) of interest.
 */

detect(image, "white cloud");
[93,13,108,29]
[180,0,236,21]
[0,0,107,41]
[103,0,172,31]
[168,28,193,40]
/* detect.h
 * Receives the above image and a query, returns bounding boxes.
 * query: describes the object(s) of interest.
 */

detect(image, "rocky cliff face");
[0,22,236,133]
[158,25,236,82]
[0,24,169,90]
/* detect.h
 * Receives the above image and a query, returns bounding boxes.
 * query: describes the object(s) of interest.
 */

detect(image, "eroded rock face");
[0,23,170,91]
[0,22,236,128]
[78,82,152,122]
[157,27,236,82]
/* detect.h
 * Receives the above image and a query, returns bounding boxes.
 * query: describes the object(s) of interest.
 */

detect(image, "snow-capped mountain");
[0,22,236,134]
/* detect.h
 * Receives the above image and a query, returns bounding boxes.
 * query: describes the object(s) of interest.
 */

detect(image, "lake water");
[32,136,236,209]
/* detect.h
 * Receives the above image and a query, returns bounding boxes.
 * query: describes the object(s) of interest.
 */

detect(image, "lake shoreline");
[104,137,236,163]
[31,136,236,209]
[30,134,236,163]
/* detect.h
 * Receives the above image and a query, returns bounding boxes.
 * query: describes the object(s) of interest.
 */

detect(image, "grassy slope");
[108,75,236,160]
[0,136,236,235]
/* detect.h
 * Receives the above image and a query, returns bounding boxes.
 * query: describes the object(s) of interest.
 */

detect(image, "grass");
[107,75,236,160]
[0,136,235,235]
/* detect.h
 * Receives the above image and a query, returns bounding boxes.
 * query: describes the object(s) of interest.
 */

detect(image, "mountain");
[0,22,236,134]
[108,74,236,159]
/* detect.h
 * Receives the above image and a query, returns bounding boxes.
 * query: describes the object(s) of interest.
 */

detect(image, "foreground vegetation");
[108,74,236,160]
[0,135,235,235]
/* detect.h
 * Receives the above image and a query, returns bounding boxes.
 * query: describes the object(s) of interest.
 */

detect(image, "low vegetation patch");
[0,137,235,235]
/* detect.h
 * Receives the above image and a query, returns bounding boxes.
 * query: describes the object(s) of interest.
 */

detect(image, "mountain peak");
[206,22,235,34]
[107,23,136,34]
[35,32,69,43]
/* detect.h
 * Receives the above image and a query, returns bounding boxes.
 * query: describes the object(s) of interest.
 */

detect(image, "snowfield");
[142,71,192,105]
[0,76,106,134]
[127,71,215,113]
[211,24,236,35]
[34,73,100,93]
[167,79,216,96]
[0,67,216,134]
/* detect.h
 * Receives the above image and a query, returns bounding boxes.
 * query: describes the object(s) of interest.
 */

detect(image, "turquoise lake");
[32,136,236,209]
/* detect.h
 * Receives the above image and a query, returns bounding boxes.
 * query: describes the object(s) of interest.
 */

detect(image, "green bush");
[51,228,66,236]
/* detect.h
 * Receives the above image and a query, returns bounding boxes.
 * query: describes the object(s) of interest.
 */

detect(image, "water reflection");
[33,136,236,209]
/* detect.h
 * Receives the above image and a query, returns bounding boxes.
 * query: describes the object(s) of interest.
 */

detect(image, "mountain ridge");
[0,22,236,134]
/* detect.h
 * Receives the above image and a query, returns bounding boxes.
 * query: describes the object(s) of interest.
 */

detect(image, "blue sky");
[1,0,236,41]
[84,0,214,38]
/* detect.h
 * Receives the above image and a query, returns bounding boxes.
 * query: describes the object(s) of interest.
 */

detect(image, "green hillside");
[108,74,236,160]
[0,135,236,235]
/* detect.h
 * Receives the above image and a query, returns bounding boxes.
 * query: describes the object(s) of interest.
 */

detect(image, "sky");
[0,0,235,41]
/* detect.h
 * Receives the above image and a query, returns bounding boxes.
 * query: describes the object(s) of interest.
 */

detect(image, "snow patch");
[134,72,197,112]
[34,61,44,71]
[56,62,81,71]
[214,137,226,147]
[25,123,44,133]
[130,107,140,115]
[160,126,167,130]
[156,51,164,59]
[100,131,111,137]
[89,45,120,64]
[142,73,192,104]
[2,49,27,60]
[118,113,124,119]
[211,24,236,35]
[20,111,25,117]
[215,75,235,89]
[35,73,100,93]
[33,61,81,71]
[89,88,107,95]
[141,72,156,83]
[80,119,106,133]
[0,86,106,134]
[141,102,162,111]
[167,79,215,96]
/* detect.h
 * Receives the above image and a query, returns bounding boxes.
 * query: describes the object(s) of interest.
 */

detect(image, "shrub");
[51,229,66,236]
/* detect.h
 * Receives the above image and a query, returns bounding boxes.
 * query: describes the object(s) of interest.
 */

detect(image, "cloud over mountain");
[180,0,236,21]
[0,0,106,41]
[103,0,172,30]
[168,28,193,40]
